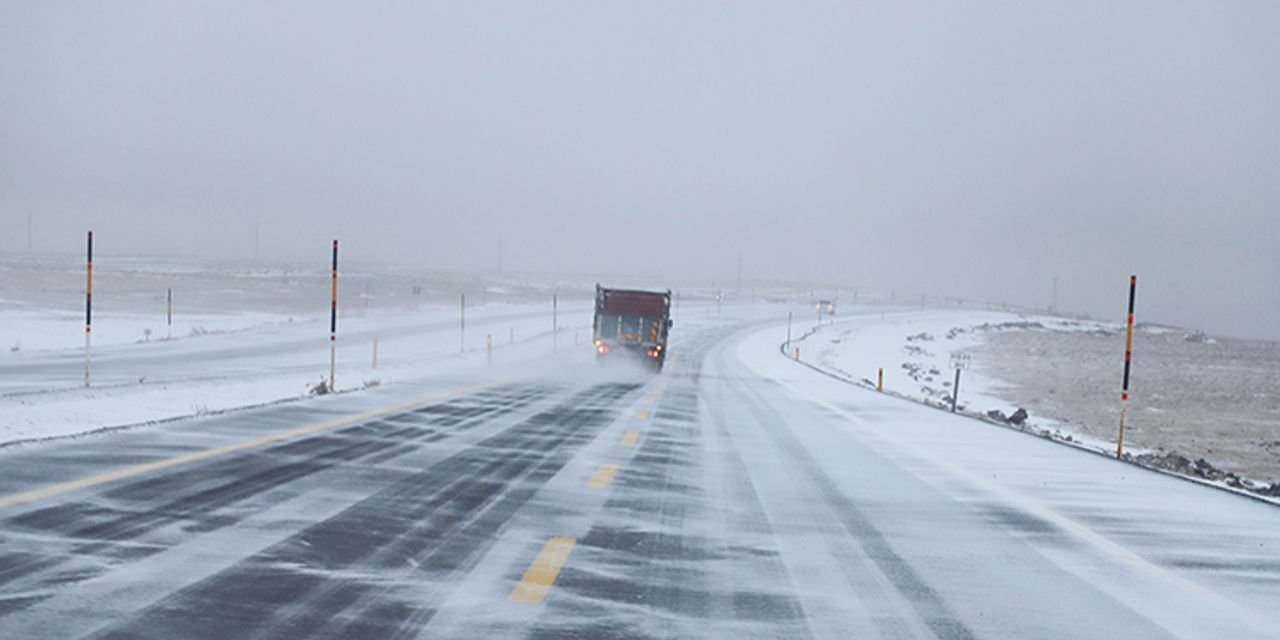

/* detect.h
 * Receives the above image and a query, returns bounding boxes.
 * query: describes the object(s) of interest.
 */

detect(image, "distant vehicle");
[817,299,836,315]
[594,284,672,371]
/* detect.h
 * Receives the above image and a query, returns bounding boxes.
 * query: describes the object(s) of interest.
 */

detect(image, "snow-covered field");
[793,308,1280,497]
[0,255,637,445]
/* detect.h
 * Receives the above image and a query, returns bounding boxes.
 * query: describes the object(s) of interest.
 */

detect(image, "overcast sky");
[2,2,1277,338]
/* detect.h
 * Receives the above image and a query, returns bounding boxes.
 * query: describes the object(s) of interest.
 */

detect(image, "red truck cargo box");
[600,291,667,317]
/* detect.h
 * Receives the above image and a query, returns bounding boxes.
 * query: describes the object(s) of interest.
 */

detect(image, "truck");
[593,284,672,371]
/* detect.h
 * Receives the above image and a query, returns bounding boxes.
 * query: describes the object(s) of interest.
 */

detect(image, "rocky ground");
[974,324,1280,491]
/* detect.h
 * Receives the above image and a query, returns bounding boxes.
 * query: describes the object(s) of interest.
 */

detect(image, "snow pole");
[877,367,884,392]
[951,368,962,413]
[460,293,466,353]
[949,353,970,412]
[166,287,173,338]
[329,240,338,391]
[84,231,93,388]
[1116,275,1137,459]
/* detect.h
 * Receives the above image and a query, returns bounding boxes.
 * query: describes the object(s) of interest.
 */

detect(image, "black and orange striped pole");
[1116,275,1137,459]
[84,231,93,388]
[329,239,338,391]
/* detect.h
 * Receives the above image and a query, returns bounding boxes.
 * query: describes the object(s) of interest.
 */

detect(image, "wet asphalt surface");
[2,320,1279,639]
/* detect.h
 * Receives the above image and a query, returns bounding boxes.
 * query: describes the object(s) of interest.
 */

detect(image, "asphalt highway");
[1,316,1277,639]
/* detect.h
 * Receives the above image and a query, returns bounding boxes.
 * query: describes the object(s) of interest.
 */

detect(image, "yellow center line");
[621,431,639,446]
[509,536,576,603]
[634,410,650,420]
[0,383,488,509]
[586,463,620,489]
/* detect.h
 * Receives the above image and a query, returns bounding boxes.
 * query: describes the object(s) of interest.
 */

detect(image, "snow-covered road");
[0,308,1276,638]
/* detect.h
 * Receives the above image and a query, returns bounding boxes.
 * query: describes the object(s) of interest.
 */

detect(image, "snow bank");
[789,308,1280,499]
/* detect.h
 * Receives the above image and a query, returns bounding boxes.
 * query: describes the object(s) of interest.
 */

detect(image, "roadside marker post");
[951,369,960,411]
[877,367,884,392]
[487,334,493,365]
[84,231,93,388]
[372,335,379,369]
[949,353,970,413]
[786,311,792,346]
[1117,275,1137,459]
[166,287,173,339]
[329,240,338,391]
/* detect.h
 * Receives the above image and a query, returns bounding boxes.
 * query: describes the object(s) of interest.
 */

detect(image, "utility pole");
[736,251,743,292]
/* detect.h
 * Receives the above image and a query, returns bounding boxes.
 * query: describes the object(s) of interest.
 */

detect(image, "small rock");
[1008,408,1029,425]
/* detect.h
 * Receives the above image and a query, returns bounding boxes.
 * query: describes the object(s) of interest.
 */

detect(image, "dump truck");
[593,284,672,371]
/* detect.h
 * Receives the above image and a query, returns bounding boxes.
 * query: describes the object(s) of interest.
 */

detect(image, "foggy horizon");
[3,2,1277,339]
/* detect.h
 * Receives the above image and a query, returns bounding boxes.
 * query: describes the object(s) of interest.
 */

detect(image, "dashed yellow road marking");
[587,463,620,489]
[0,383,487,509]
[509,537,577,603]
[622,431,639,446]
[635,410,650,420]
